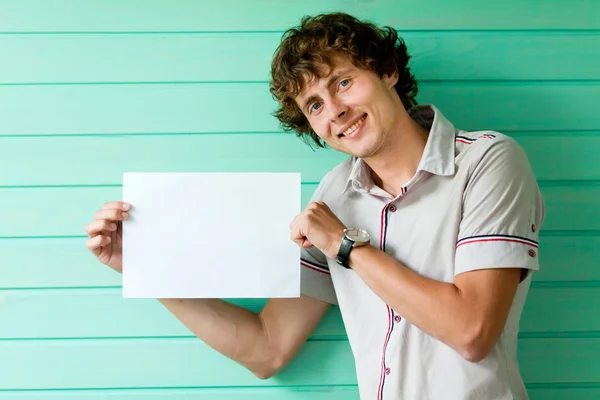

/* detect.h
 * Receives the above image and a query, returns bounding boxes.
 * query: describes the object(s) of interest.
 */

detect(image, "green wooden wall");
[1,1,599,398]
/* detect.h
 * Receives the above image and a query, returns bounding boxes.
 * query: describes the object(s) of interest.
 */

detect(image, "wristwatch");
[336,228,371,269]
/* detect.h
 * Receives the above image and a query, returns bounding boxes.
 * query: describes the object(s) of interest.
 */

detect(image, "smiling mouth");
[338,114,367,138]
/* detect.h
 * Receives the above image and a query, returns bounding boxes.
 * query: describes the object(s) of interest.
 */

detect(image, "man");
[85,12,545,399]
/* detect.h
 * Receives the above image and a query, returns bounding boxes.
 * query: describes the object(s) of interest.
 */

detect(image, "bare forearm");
[159,298,276,377]
[349,245,507,360]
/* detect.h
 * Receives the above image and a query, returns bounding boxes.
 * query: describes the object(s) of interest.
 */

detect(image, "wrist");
[335,228,371,268]
[328,229,345,259]
[347,243,372,269]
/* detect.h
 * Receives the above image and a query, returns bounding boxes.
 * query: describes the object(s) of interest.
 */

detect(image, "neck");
[364,109,429,198]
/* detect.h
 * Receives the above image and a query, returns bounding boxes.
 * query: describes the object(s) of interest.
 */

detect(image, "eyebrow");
[301,68,354,112]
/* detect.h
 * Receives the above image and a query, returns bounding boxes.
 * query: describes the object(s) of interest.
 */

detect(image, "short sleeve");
[455,137,546,280]
[299,179,338,304]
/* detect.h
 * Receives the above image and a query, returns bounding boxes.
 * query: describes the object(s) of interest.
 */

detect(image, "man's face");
[295,53,400,159]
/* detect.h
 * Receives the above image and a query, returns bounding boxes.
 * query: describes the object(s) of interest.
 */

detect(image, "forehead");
[295,54,358,102]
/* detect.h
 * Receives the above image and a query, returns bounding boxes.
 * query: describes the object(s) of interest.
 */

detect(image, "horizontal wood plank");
[1,337,598,389]
[1,233,596,289]
[0,0,597,31]
[0,291,344,339]
[0,134,348,186]
[1,32,598,83]
[520,338,600,383]
[1,133,599,186]
[1,83,599,135]
[0,286,597,339]
[528,387,600,400]
[536,235,600,282]
[0,183,596,237]
[0,387,360,400]
[0,386,597,400]
[1,339,357,389]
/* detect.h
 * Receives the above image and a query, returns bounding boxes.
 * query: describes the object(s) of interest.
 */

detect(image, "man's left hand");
[290,201,346,259]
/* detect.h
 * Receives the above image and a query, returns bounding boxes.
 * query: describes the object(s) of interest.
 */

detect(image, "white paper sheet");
[121,172,301,299]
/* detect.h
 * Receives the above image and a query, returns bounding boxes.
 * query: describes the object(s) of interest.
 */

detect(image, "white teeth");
[342,115,366,136]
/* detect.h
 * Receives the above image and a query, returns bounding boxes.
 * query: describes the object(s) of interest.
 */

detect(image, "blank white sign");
[121,172,301,299]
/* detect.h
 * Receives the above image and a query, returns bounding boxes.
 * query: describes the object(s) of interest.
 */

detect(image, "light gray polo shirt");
[300,104,545,400]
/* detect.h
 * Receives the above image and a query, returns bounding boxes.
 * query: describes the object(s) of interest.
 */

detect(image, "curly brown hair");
[269,12,418,148]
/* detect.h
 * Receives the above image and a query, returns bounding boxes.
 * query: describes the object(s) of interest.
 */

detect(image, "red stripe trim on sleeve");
[300,261,331,275]
[456,234,538,249]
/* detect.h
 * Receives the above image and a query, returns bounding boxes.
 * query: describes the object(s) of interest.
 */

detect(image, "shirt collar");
[342,104,456,194]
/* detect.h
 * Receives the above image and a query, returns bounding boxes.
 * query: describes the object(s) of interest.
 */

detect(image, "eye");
[310,102,322,113]
[339,79,351,88]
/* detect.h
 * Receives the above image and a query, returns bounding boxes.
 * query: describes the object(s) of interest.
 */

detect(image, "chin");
[352,141,380,159]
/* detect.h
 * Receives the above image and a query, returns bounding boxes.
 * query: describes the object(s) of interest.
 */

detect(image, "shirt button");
[389,204,397,212]
[394,315,401,323]
[385,367,391,375]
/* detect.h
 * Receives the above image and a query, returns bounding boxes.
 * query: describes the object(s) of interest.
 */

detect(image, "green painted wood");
[0,339,357,389]
[1,133,599,186]
[0,386,596,400]
[1,0,598,395]
[0,387,360,400]
[0,134,349,186]
[0,387,597,400]
[0,183,596,237]
[520,287,600,333]
[1,83,599,135]
[0,290,345,339]
[528,387,600,400]
[517,134,600,182]
[2,234,597,289]
[0,0,597,32]
[0,286,597,339]
[541,184,600,231]
[1,32,599,84]
[537,236,600,282]
[519,338,600,383]
[0,337,597,389]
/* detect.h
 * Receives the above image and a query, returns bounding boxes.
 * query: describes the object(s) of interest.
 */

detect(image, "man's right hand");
[85,201,130,273]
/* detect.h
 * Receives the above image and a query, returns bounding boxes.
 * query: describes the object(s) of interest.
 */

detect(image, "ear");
[383,70,399,89]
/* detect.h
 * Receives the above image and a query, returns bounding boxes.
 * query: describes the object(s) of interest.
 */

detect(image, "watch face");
[346,228,370,243]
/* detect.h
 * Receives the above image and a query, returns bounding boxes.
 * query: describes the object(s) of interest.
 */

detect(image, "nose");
[328,98,349,122]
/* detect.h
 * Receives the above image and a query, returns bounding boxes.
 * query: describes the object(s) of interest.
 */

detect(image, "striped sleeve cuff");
[300,258,337,304]
[455,234,539,276]
[301,258,331,275]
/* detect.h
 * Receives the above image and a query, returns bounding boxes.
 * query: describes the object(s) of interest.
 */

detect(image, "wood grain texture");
[0,387,361,400]
[0,32,598,83]
[0,0,598,32]
[0,286,597,339]
[1,0,598,395]
[1,83,599,135]
[1,337,598,389]
[1,133,599,186]
[0,183,596,237]
[2,234,597,289]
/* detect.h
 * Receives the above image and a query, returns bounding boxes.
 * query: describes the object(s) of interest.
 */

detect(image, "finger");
[289,212,303,230]
[94,208,129,222]
[85,219,118,238]
[86,234,111,255]
[102,201,130,211]
[291,235,313,249]
[290,226,312,248]
[300,239,314,249]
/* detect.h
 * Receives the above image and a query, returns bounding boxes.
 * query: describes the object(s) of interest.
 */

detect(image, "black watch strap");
[336,236,354,269]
